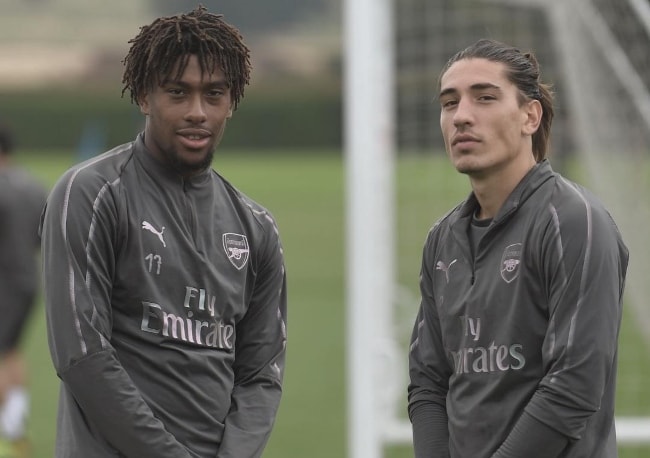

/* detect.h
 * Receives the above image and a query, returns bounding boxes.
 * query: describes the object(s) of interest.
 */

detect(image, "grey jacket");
[0,165,47,351]
[408,160,628,457]
[40,135,287,458]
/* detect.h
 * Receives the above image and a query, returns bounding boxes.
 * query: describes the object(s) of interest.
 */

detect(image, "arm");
[41,169,193,458]
[217,218,287,458]
[410,400,450,458]
[491,411,567,457]
[493,193,628,456]
[408,234,452,458]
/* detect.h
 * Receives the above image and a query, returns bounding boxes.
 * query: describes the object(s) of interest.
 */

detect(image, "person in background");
[407,38,629,458]
[0,121,47,458]
[39,6,287,458]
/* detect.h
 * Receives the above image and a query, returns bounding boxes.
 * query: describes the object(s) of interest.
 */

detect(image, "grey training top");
[408,160,629,458]
[40,135,287,458]
[0,165,47,351]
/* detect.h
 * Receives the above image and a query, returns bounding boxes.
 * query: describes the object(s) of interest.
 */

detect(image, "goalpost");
[345,0,650,456]
[343,0,396,457]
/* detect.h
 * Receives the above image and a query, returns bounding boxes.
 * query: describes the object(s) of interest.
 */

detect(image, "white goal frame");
[343,0,396,457]
[344,0,650,457]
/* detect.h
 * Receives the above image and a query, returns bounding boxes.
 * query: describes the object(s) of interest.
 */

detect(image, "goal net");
[345,0,650,456]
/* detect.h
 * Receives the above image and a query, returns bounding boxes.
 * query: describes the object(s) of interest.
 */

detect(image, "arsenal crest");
[222,233,250,270]
[500,243,522,283]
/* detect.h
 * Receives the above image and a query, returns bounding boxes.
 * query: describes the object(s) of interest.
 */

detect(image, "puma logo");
[142,221,166,247]
[436,259,457,283]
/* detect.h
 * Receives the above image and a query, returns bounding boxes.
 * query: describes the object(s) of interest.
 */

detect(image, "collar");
[456,160,555,224]
[133,133,212,188]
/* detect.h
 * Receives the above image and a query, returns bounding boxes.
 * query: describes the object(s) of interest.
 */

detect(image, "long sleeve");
[410,400,450,458]
[0,167,47,352]
[217,215,287,458]
[408,232,453,456]
[491,411,568,458]
[40,167,193,458]
[408,163,628,457]
[497,184,628,453]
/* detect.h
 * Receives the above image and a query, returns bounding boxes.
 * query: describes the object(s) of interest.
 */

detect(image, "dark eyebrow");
[439,82,501,99]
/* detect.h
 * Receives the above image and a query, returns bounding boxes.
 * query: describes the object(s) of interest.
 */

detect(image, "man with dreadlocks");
[39,6,287,458]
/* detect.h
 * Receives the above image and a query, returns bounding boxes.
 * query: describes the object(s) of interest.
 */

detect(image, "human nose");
[453,98,473,127]
[185,95,207,124]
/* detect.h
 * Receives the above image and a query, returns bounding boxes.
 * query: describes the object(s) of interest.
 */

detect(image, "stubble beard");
[451,153,481,176]
[167,148,215,177]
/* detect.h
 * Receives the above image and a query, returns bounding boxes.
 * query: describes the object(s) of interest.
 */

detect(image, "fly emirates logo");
[140,286,234,350]
[450,316,525,375]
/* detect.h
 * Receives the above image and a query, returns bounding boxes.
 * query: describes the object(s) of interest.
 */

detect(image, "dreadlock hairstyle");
[121,5,251,110]
[439,38,555,162]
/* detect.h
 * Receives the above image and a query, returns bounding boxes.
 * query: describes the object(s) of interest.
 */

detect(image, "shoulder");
[548,175,617,228]
[0,168,46,221]
[425,201,464,244]
[213,171,282,238]
[419,201,465,269]
[46,143,135,223]
[3,166,47,202]
[540,175,626,257]
[51,142,135,201]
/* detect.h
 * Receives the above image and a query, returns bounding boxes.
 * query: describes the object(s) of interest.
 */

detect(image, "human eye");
[206,88,225,98]
[440,98,458,109]
[478,93,497,102]
[166,87,185,97]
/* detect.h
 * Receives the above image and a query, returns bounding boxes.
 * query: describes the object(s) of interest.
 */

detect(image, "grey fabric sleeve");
[491,411,568,458]
[216,214,287,458]
[408,231,453,456]
[410,399,450,458]
[0,169,47,351]
[516,188,628,438]
[41,170,193,458]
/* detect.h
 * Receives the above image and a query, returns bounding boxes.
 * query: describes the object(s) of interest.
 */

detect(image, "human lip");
[177,128,212,140]
[177,128,212,149]
[452,134,480,146]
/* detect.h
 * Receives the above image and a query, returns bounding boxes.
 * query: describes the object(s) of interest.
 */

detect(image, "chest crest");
[222,233,250,270]
[500,243,523,283]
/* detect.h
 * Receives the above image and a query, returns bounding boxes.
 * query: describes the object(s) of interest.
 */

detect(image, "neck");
[469,155,536,220]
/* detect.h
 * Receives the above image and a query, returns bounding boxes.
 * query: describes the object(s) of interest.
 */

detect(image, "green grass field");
[16,150,650,457]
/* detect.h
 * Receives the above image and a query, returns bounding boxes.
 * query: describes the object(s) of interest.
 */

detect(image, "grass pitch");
[17,150,650,457]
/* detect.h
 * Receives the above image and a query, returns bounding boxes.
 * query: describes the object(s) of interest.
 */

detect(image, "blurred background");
[0,0,342,153]
[1,0,649,457]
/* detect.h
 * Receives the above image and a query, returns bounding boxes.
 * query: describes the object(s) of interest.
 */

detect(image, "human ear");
[138,95,150,116]
[522,99,542,135]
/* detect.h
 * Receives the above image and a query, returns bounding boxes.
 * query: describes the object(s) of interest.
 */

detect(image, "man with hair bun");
[407,38,628,458]
[40,7,287,458]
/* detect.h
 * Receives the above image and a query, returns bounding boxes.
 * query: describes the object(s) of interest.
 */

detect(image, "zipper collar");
[133,133,212,188]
